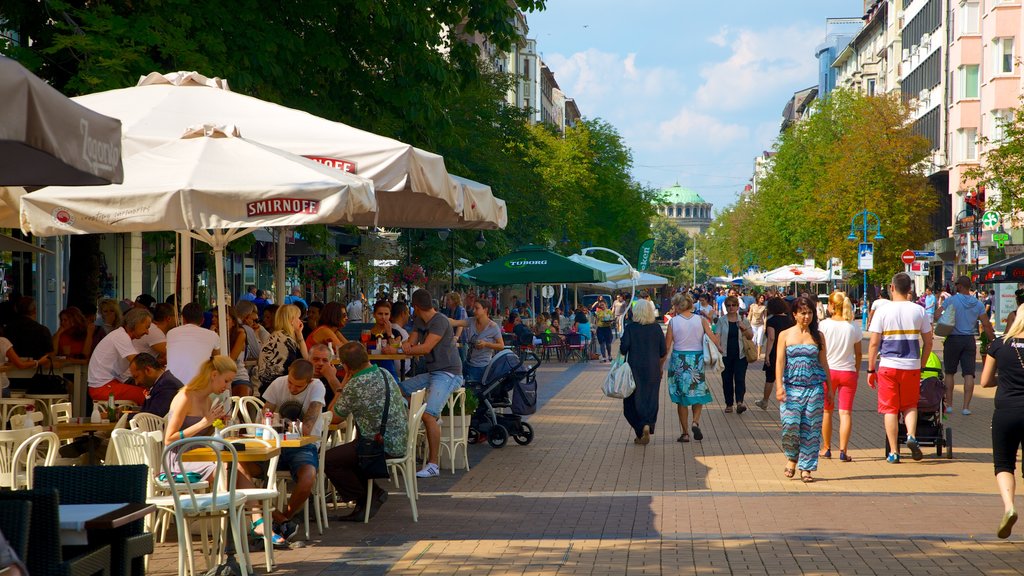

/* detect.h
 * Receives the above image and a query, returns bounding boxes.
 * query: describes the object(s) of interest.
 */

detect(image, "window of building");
[959,2,980,35]
[867,78,876,96]
[991,109,1013,144]
[994,37,1015,75]
[958,65,979,98]
[958,128,978,161]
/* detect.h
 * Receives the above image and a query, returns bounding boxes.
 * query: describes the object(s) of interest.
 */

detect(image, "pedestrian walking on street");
[933,276,995,415]
[755,297,793,410]
[748,294,767,358]
[716,296,752,414]
[619,300,666,445]
[593,300,616,362]
[979,303,1024,538]
[775,296,831,483]
[818,291,862,462]
[663,293,718,442]
[867,273,933,464]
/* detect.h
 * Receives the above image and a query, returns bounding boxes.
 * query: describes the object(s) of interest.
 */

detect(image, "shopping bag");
[602,355,635,399]
[934,304,956,337]
[703,334,724,373]
[742,335,758,363]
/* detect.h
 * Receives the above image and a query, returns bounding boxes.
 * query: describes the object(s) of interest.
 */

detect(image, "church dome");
[660,185,707,205]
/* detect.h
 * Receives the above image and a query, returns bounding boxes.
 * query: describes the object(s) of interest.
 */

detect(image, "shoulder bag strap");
[377,367,390,441]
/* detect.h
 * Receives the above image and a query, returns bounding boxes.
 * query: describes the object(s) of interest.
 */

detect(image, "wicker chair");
[35,465,153,576]
[0,488,111,576]
[0,499,31,561]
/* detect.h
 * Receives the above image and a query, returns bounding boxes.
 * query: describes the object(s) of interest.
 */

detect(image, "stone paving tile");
[144,344,1024,575]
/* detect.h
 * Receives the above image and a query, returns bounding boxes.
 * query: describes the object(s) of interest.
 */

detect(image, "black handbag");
[29,363,67,394]
[356,368,391,480]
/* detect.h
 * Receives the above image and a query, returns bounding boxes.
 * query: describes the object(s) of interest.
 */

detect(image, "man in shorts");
[868,272,933,463]
[396,289,463,479]
[933,276,994,415]
[262,359,326,540]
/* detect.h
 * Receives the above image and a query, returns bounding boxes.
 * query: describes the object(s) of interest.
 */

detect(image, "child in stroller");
[467,349,540,448]
[885,352,953,459]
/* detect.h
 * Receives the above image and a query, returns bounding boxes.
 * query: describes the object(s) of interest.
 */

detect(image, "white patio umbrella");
[760,264,831,284]
[568,254,635,282]
[579,271,669,292]
[20,125,376,351]
[1,55,124,187]
[72,71,505,229]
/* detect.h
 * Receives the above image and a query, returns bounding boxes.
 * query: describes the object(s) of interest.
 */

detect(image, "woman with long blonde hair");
[980,303,1024,538]
[255,304,309,395]
[818,291,862,462]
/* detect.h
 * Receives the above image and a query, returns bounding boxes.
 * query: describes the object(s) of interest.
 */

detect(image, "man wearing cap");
[933,276,994,415]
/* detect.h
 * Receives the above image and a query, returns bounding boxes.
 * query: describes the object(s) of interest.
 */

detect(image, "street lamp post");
[847,210,885,330]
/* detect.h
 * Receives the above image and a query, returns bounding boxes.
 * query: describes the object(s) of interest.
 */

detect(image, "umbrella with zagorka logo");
[460,245,608,286]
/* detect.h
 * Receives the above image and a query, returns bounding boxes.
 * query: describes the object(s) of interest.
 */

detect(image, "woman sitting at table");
[256,304,309,396]
[304,301,348,352]
[164,356,282,544]
[95,298,123,343]
[0,327,43,398]
[368,301,401,379]
[53,306,96,362]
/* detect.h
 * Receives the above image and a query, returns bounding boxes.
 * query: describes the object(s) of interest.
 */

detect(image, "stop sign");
[901,249,916,264]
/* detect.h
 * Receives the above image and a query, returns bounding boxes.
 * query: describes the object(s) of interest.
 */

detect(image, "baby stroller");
[467,349,540,448]
[884,352,953,459]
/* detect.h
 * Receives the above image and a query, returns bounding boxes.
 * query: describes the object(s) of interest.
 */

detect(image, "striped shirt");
[868,301,932,370]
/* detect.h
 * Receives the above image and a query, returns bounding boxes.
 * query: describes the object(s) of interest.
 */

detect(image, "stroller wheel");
[488,425,509,448]
[468,427,480,444]
[513,422,534,445]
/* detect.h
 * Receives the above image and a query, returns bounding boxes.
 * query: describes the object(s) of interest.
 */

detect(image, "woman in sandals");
[663,293,719,443]
[818,291,862,462]
[775,296,831,483]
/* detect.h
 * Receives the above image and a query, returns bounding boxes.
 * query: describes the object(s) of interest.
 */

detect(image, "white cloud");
[656,109,749,151]
[708,26,730,48]
[694,26,821,112]
[544,49,683,111]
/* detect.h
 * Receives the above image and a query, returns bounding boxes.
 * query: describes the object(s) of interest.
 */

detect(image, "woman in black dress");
[754,297,793,410]
[619,299,667,445]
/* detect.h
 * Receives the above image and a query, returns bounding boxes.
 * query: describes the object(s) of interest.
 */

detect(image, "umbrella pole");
[179,231,193,305]
[276,227,287,305]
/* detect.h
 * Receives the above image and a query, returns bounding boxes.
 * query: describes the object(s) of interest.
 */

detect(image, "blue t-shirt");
[944,293,986,336]
[924,294,936,316]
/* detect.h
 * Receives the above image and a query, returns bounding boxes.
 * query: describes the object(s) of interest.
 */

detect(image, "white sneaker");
[416,463,440,478]
[962,408,972,416]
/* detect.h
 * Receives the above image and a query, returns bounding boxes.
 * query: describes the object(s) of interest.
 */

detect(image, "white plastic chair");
[24,394,70,424]
[129,413,166,433]
[8,411,45,430]
[10,430,58,488]
[438,387,470,472]
[233,396,265,424]
[162,436,250,576]
[0,427,43,488]
[373,403,427,523]
[273,411,334,540]
[0,399,33,430]
[219,423,279,573]
[110,428,178,543]
[51,402,73,423]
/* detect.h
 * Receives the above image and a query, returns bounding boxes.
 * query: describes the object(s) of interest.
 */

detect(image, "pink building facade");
[947,0,1021,269]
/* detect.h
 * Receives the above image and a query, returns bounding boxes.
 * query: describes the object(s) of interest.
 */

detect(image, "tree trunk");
[67,235,101,312]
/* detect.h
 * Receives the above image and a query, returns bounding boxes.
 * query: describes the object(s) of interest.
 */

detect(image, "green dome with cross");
[660,184,708,205]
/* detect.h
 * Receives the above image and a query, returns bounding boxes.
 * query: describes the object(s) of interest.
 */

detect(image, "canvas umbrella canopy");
[579,271,668,292]
[971,254,1024,284]
[72,71,505,229]
[761,264,831,284]
[460,245,607,286]
[567,254,635,282]
[1,56,123,188]
[20,125,376,351]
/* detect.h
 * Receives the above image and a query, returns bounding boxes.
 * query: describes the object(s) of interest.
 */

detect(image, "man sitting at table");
[261,359,325,541]
[128,352,183,419]
[309,343,344,421]
[87,307,151,405]
[325,341,408,521]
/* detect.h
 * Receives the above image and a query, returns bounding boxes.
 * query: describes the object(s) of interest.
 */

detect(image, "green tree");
[963,104,1024,215]
[707,90,936,285]
[650,217,689,265]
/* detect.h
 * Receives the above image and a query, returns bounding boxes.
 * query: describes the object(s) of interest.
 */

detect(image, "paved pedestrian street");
[148,354,1024,575]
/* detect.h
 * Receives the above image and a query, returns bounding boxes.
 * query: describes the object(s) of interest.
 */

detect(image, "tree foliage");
[963,103,1024,220]
[650,216,689,264]
[705,90,937,284]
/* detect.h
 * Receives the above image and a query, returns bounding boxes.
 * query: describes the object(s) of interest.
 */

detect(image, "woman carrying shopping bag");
[663,293,719,443]
[619,300,666,445]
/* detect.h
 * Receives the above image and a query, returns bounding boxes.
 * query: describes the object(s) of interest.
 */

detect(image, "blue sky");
[528,0,863,211]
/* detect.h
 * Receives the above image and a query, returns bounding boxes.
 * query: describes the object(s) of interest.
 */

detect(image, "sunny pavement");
[146,338,1024,575]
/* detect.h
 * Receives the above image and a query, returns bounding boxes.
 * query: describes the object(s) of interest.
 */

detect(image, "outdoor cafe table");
[4,362,86,416]
[54,421,118,440]
[180,439,281,463]
[59,502,156,546]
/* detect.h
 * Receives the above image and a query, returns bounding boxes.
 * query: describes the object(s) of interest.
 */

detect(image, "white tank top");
[670,313,704,352]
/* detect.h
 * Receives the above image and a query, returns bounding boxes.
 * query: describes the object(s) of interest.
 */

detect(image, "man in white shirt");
[262,359,325,540]
[133,302,176,363]
[867,273,933,464]
[165,302,220,385]
[88,308,152,405]
[347,296,365,324]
